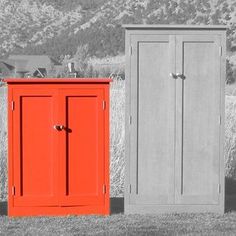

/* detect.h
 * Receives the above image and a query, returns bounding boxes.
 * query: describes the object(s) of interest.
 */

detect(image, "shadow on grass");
[110,197,124,214]
[0,199,123,216]
[0,201,7,216]
[225,177,236,212]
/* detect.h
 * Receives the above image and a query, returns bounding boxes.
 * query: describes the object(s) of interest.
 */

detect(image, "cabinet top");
[3,78,112,84]
[123,24,227,30]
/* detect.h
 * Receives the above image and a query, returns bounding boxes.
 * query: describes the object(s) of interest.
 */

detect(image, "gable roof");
[5,59,28,72]
[7,55,62,74]
[0,61,15,71]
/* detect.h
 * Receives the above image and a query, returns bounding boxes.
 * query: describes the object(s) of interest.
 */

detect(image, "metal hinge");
[218,184,221,193]
[103,184,106,194]
[129,115,132,125]
[12,186,15,196]
[219,115,221,125]
[11,101,14,111]
[219,46,222,56]
[102,100,106,110]
[130,46,132,56]
[129,184,131,194]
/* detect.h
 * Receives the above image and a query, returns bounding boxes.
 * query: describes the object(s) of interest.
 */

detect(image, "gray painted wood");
[176,35,220,205]
[125,25,225,214]
[123,24,227,30]
[130,35,175,205]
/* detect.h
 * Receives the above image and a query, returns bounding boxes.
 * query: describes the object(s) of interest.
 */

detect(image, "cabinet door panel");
[13,89,59,207]
[129,35,175,205]
[175,35,221,204]
[59,89,104,206]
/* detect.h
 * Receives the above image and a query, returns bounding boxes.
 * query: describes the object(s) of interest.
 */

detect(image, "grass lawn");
[0,196,236,236]
[1,211,236,235]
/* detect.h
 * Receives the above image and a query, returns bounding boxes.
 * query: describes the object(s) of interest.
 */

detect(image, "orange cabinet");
[4,78,111,216]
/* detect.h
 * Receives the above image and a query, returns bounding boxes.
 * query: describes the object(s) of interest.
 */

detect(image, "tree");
[61,54,72,77]
[47,64,57,78]
[73,44,89,76]
[226,59,235,84]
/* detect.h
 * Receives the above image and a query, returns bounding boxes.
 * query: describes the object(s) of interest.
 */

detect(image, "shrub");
[225,95,236,179]
[226,59,235,84]
[0,87,7,201]
[110,76,125,197]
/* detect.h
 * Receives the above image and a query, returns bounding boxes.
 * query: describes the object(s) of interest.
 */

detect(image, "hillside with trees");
[1,0,236,80]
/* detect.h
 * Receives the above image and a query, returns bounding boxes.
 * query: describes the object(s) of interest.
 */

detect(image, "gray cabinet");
[124,25,226,214]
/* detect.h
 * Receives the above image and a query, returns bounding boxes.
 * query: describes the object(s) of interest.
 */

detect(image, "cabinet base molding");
[9,204,109,217]
[125,204,224,214]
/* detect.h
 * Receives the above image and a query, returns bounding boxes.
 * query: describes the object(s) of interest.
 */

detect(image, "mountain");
[1,0,236,62]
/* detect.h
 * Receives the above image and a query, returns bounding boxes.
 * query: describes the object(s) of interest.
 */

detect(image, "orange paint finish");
[5,78,111,216]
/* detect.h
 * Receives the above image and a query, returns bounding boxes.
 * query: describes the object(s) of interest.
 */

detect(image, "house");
[0,61,15,77]
[0,55,63,78]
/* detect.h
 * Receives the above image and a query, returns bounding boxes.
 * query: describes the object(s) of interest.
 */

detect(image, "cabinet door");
[13,89,59,207]
[129,35,176,205]
[59,88,105,206]
[175,35,221,204]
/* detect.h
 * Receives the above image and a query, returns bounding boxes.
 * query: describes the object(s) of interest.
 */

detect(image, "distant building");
[0,61,15,77]
[0,55,63,78]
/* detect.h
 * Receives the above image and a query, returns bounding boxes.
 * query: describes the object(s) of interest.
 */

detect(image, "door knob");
[169,73,178,79]
[176,73,185,80]
[53,125,64,131]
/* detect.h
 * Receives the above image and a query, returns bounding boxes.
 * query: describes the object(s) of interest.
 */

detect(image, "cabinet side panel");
[8,86,13,212]
[220,31,226,213]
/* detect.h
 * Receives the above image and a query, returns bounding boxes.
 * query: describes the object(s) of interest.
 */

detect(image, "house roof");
[6,55,62,74]
[5,59,29,72]
[0,61,15,71]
